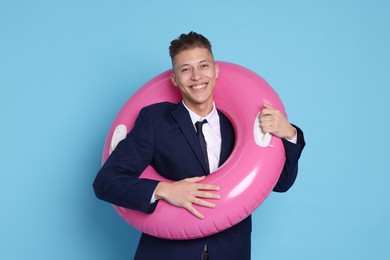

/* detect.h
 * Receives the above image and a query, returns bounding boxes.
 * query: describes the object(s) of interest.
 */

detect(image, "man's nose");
[191,68,201,81]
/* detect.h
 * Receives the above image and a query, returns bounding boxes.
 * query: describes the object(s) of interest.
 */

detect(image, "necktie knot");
[195,119,208,133]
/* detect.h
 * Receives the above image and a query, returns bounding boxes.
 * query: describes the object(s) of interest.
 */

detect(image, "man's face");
[171,47,219,114]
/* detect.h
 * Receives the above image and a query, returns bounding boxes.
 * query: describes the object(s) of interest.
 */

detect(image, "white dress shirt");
[183,101,221,173]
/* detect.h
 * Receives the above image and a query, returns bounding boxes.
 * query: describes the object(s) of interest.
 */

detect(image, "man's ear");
[215,63,219,79]
[170,72,178,86]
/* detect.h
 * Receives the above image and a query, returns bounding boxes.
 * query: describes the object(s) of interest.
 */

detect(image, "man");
[93,32,305,260]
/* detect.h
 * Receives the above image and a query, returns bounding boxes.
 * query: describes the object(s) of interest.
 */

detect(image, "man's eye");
[200,64,210,70]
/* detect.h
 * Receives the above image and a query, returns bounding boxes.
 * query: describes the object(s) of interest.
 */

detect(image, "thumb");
[262,102,273,109]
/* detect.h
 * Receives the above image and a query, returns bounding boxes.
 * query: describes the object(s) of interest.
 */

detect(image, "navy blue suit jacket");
[93,101,305,260]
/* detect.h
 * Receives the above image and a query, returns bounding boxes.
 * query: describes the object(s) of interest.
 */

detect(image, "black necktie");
[195,120,210,174]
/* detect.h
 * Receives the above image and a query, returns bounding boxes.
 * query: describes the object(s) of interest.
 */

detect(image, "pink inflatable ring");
[102,61,286,240]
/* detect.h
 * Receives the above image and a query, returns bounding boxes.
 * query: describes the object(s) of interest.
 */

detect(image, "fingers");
[183,176,220,191]
[197,183,220,192]
[258,103,295,139]
[186,203,204,219]
[155,177,221,219]
[187,183,221,204]
[184,194,218,220]
[195,190,220,200]
[260,102,279,117]
[183,176,206,183]
[259,107,279,133]
[259,114,281,131]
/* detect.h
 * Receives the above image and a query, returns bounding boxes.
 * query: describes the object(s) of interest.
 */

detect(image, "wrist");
[154,182,169,200]
[286,126,297,140]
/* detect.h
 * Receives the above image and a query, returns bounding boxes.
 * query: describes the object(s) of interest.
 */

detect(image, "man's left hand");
[259,102,296,140]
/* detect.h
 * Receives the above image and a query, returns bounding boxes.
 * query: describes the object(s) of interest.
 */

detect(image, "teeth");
[193,84,205,90]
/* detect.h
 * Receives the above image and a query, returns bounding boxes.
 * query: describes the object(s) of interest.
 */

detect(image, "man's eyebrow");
[199,59,212,64]
[178,63,191,68]
[178,60,212,68]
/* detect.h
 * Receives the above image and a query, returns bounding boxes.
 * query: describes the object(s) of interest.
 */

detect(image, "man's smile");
[191,83,208,91]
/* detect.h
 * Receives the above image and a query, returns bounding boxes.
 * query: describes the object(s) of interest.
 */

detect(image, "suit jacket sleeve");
[93,107,160,213]
[273,124,305,192]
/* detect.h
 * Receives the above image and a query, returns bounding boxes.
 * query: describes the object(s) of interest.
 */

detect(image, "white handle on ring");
[253,112,271,147]
[110,124,128,154]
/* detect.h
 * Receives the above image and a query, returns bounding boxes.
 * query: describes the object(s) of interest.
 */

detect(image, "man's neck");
[182,100,215,118]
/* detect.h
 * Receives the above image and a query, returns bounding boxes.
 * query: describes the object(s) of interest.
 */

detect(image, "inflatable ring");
[102,61,286,240]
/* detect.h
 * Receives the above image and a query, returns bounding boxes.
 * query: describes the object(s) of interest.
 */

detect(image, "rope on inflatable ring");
[101,61,286,240]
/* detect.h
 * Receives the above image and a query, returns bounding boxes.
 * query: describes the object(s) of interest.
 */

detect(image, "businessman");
[93,32,305,260]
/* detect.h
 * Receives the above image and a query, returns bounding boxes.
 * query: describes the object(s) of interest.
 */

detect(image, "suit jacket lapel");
[170,102,210,174]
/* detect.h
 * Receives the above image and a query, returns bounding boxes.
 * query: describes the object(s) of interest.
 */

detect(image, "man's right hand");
[154,176,220,219]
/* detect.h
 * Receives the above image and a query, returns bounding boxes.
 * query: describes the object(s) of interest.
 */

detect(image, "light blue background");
[1,0,389,259]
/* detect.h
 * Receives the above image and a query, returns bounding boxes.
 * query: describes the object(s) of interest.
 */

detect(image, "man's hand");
[259,102,296,140]
[154,176,220,219]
